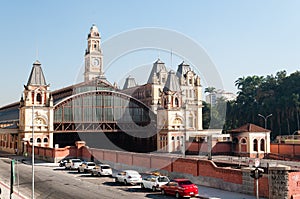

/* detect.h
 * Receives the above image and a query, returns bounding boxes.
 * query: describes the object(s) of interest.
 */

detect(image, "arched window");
[188,114,193,128]
[43,137,48,143]
[36,93,42,104]
[37,138,41,143]
[30,138,33,143]
[171,136,174,140]
[174,98,179,107]
[253,139,258,151]
[241,138,247,144]
[260,139,265,151]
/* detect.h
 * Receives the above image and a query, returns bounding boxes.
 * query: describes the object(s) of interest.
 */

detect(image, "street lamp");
[31,106,35,199]
[258,113,272,156]
[292,130,299,144]
[258,114,272,130]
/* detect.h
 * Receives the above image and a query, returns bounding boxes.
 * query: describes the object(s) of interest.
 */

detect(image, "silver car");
[91,164,113,176]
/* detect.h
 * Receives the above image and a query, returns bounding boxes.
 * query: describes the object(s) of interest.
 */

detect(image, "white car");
[65,159,83,170]
[141,175,170,191]
[78,162,96,173]
[91,164,113,176]
[115,170,142,185]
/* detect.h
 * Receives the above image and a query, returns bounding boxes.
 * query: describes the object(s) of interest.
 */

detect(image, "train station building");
[0,25,270,158]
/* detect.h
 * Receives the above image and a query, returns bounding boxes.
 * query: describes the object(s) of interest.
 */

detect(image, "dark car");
[161,179,199,198]
[58,158,71,167]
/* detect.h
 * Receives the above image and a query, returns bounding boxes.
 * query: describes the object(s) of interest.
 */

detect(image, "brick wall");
[289,172,300,199]
[271,143,300,159]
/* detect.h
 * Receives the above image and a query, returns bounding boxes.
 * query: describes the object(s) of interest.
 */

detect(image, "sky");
[1,0,300,106]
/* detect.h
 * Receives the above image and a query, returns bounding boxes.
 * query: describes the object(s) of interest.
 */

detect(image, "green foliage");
[226,70,300,140]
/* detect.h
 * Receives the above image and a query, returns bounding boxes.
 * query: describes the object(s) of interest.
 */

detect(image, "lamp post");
[258,114,272,130]
[182,102,186,157]
[258,113,272,156]
[31,106,35,199]
[292,130,299,144]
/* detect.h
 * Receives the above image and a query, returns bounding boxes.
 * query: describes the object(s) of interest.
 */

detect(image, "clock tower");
[84,24,104,82]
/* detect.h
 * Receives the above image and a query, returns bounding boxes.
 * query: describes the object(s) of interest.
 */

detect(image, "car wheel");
[161,189,166,195]
[115,178,119,183]
[175,192,181,199]
[97,172,101,177]
[78,169,80,173]
[152,186,156,192]
[141,183,145,189]
[124,180,127,185]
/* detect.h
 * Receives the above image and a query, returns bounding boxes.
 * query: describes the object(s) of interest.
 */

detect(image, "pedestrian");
[15,148,18,154]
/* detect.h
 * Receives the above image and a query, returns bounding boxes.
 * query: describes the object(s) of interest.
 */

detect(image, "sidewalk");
[198,186,266,199]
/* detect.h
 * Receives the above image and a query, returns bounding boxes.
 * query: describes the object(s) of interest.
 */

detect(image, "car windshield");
[158,177,169,182]
[178,180,193,185]
[101,166,110,169]
[88,163,95,166]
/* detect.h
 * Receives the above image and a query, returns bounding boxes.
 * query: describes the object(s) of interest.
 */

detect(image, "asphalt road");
[0,154,265,199]
[0,156,177,199]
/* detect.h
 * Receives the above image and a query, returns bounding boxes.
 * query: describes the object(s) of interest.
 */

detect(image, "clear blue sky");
[1,0,300,106]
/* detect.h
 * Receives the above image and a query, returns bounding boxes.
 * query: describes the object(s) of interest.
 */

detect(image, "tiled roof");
[27,60,47,86]
[228,123,270,133]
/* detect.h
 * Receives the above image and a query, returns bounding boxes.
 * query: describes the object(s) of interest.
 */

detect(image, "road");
[0,155,264,199]
[0,156,175,199]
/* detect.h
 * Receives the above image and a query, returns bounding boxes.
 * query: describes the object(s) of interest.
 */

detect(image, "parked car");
[58,158,71,167]
[115,170,142,185]
[91,164,113,177]
[65,158,83,170]
[160,179,199,198]
[141,174,169,191]
[78,162,96,173]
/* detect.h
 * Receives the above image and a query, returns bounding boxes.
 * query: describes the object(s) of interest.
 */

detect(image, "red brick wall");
[255,176,269,197]
[271,143,300,158]
[289,172,300,199]
[172,158,198,176]
[150,155,173,171]
[187,142,231,154]
[117,151,133,166]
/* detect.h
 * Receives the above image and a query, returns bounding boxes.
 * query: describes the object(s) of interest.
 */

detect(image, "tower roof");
[163,70,181,92]
[176,61,191,78]
[147,58,168,83]
[26,60,47,86]
[123,76,137,89]
[88,24,100,38]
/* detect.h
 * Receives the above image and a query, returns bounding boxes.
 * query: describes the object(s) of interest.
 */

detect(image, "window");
[253,139,258,151]
[37,138,41,143]
[36,93,42,104]
[241,138,246,144]
[175,98,179,107]
[30,138,33,143]
[260,139,265,151]
[43,137,48,143]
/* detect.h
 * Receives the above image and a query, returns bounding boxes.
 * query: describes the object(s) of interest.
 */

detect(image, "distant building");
[205,89,236,106]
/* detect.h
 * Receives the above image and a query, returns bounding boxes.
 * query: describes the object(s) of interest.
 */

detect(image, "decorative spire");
[26,60,47,86]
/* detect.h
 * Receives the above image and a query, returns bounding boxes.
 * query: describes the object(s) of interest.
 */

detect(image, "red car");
[161,178,199,198]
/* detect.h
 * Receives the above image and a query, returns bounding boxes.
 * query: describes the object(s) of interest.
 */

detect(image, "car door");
[117,172,125,182]
[144,177,152,189]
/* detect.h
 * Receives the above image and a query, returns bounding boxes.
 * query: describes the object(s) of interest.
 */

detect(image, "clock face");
[92,58,100,66]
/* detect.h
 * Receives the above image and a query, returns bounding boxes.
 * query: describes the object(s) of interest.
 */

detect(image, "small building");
[229,123,270,158]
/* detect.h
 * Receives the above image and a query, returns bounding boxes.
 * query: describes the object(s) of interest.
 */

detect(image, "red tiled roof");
[228,123,270,133]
